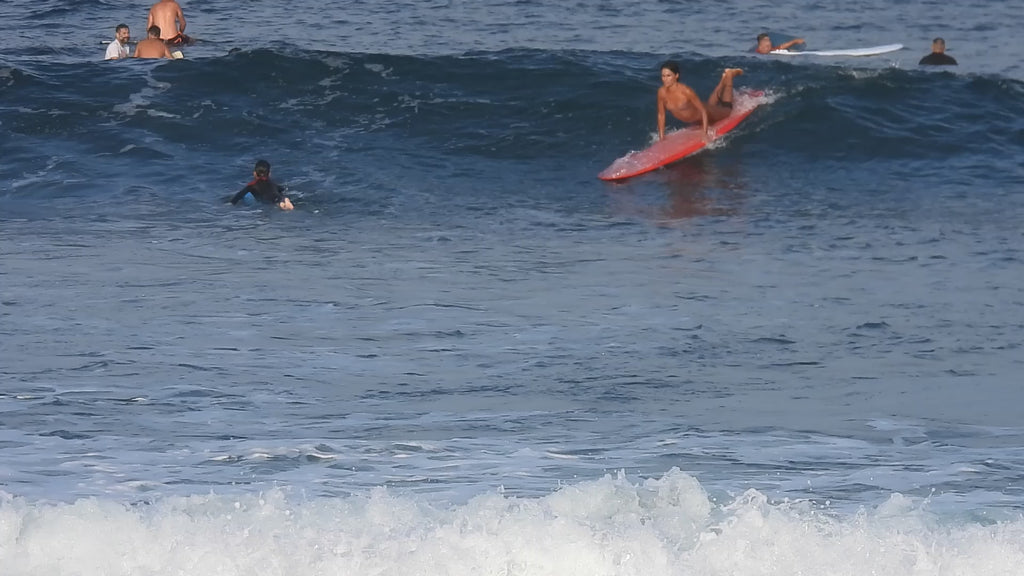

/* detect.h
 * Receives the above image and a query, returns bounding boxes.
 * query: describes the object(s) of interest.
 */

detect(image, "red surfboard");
[598,89,766,181]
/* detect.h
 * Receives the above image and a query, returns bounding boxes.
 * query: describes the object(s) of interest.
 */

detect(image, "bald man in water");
[147,0,188,44]
[919,38,958,66]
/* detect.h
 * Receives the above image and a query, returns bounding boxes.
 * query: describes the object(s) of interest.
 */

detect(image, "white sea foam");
[111,74,175,118]
[1,469,1021,576]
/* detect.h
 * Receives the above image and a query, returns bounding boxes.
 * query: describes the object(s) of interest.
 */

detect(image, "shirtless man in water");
[657,60,743,141]
[147,0,187,44]
[134,26,174,59]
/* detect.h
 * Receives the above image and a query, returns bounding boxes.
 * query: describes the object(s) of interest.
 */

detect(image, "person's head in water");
[756,33,772,54]
[254,159,271,180]
[147,25,161,39]
[114,23,130,43]
[660,60,680,87]
[931,37,947,53]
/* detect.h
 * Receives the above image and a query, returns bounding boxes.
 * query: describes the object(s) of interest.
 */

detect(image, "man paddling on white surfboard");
[755,33,805,54]
[756,34,902,57]
[657,61,743,141]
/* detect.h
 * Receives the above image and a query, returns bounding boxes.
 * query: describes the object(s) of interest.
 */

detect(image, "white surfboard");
[771,43,903,57]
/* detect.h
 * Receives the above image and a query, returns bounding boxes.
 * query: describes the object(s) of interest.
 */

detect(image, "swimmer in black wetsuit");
[229,159,294,210]
[919,37,958,66]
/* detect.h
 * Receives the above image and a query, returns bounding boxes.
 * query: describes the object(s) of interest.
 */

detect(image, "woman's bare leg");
[708,68,743,107]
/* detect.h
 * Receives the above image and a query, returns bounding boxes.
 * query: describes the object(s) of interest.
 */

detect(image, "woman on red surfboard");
[657,61,743,141]
[597,63,761,181]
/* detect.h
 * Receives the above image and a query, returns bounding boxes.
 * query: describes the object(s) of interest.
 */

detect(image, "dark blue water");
[6,48,1021,214]
[3,1,1024,574]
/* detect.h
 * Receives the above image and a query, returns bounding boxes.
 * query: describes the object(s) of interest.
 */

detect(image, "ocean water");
[2,0,1024,574]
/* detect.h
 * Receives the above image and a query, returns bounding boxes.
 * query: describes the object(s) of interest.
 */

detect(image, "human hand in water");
[278,198,294,211]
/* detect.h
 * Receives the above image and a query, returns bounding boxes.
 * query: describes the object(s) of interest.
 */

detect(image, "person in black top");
[230,159,294,210]
[919,38,958,66]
